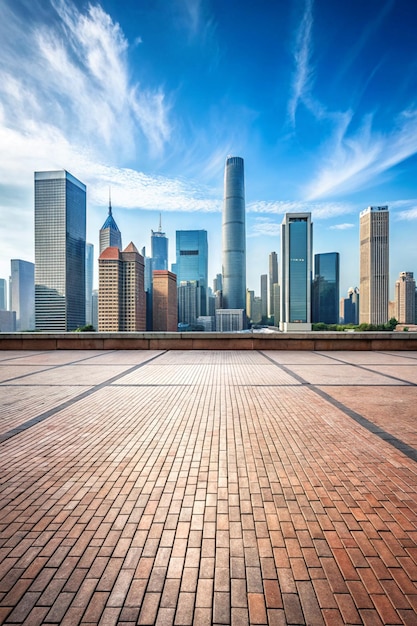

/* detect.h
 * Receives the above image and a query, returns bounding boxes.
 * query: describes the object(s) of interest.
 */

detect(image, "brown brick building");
[98,243,146,331]
[153,270,177,331]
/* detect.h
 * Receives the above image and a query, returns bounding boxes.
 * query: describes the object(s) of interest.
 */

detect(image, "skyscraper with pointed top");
[99,189,122,254]
[151,214,168,271]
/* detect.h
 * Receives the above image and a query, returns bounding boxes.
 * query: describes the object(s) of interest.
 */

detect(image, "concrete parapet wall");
[1,331,417,350]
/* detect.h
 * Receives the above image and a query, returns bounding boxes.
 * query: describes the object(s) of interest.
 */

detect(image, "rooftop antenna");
[159,212,162,232]
[108,186,112,215]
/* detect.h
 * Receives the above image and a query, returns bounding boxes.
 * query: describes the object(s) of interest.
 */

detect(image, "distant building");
[213,273,222,293]
[280,213,312,331]
[215,308,245,332]
[222,156,246,310]
[151,216,168,271]
[99,192,122,254]
[312,253,340,324]
[176,230,208,322]
[10,260,35,331]
[260,274,268,319]
[395,272,416,324]
[0,310,16,332]
[35,170,86,331]
[246,289,254,321]
[272,283,280,326]
[359,206,389,325]
[196,316,214,331]
[340,287,359,325]
[0,279,7,310]
[98,243,145,331]
[251,297,262,324]
[269,252,278,318]
[153,270,177,331]
[85,243,94,326]
[92,289,98,331]
[178,280,200,326]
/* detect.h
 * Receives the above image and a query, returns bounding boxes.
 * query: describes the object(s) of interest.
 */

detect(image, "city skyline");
[1,0,417,296]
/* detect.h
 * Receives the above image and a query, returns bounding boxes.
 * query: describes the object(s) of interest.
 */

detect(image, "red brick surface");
[0,349,417,624]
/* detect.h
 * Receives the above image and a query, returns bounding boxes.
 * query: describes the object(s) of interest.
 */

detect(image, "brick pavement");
[0,349,417,625]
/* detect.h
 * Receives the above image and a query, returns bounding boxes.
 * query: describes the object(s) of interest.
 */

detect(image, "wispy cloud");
[287,0,314,125]
[0,0,171,161]
[305,109,417,199]
[247,199,353,219]
[329,223,355,230]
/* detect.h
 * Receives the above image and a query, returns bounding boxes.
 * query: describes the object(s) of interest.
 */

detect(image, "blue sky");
[1,0,417,298]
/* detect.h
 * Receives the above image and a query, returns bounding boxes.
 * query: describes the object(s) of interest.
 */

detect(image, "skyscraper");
[359,206,389,325]
[98,242,145,331]
[151,215,168,271]
[395,272,415,324]
[341,287,359,325]
[176,230,208,321]
[260,274,268,319]
[10,259,35,331]
[34,170,86,331]
[312,252,340,324]
[268,251,278,318]
[280,213,313,332]
[99,191,122,254]
[85,243,94,326]
[222,156,246,310]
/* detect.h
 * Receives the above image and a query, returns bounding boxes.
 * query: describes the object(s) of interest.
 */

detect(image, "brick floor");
[0,349,417,625]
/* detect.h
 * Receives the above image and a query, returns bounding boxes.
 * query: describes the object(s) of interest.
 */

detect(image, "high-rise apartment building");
[176,230,208,322]
[35,170,86,331]
[85,243,94,326]
[151,216,168,271]
[152,270,177,331]
[280,213,312,331]
[178,281,200,327]
[269,252,278,318]
[222,156,246,310]
[10,260,35,331]
[0,279,6,310]
[395,272,416,324]
[99,193,122,254]
[359,206,389,325]
[98,243,145,331]
[312,252,340,324]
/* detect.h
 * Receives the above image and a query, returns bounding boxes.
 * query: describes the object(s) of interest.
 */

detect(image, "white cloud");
[288,0,314,125]
[329,223,355,230]
[247,199,353,219]
[305,108,417,199]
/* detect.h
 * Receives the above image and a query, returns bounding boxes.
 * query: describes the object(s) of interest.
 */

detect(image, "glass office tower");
[151,216,168,271]
[99,194,122,254]
[34,170,86,331]
[312,252,340,324]
[176,230,208,321]
[280,213,312,331]
[222,156,246,310]
[85,243,94,326]
[10,259,35,331]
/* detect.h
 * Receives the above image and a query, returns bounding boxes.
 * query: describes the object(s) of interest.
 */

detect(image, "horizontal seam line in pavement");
[259,350,417,463]
[0,350,167,444]
[315,350,416,386]
[0,350,121,383]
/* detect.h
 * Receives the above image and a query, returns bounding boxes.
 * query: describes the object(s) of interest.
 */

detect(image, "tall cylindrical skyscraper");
[222,156,246,310]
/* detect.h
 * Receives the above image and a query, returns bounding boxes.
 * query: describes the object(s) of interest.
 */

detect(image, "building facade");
[99,195,122,254]
[98,243,145,332]
[359,206,389,325]
[10,259,35,331]
[340,287,360,325]
[395,272,416,324]
[312,252,340,324]
[215,308,245,332]
[35,170,86,331]
[260,274,268,319]
[0,279,6,310]
[176,230,208,322]
[152,270,177,331]
[222,156,246,310]
[280,213,312,331]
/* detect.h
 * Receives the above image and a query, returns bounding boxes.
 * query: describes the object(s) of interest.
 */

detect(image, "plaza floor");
[0,349,417,625]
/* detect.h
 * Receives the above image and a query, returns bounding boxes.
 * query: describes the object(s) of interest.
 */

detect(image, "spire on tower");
[108,186,112,215]
[159,212,162,232]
